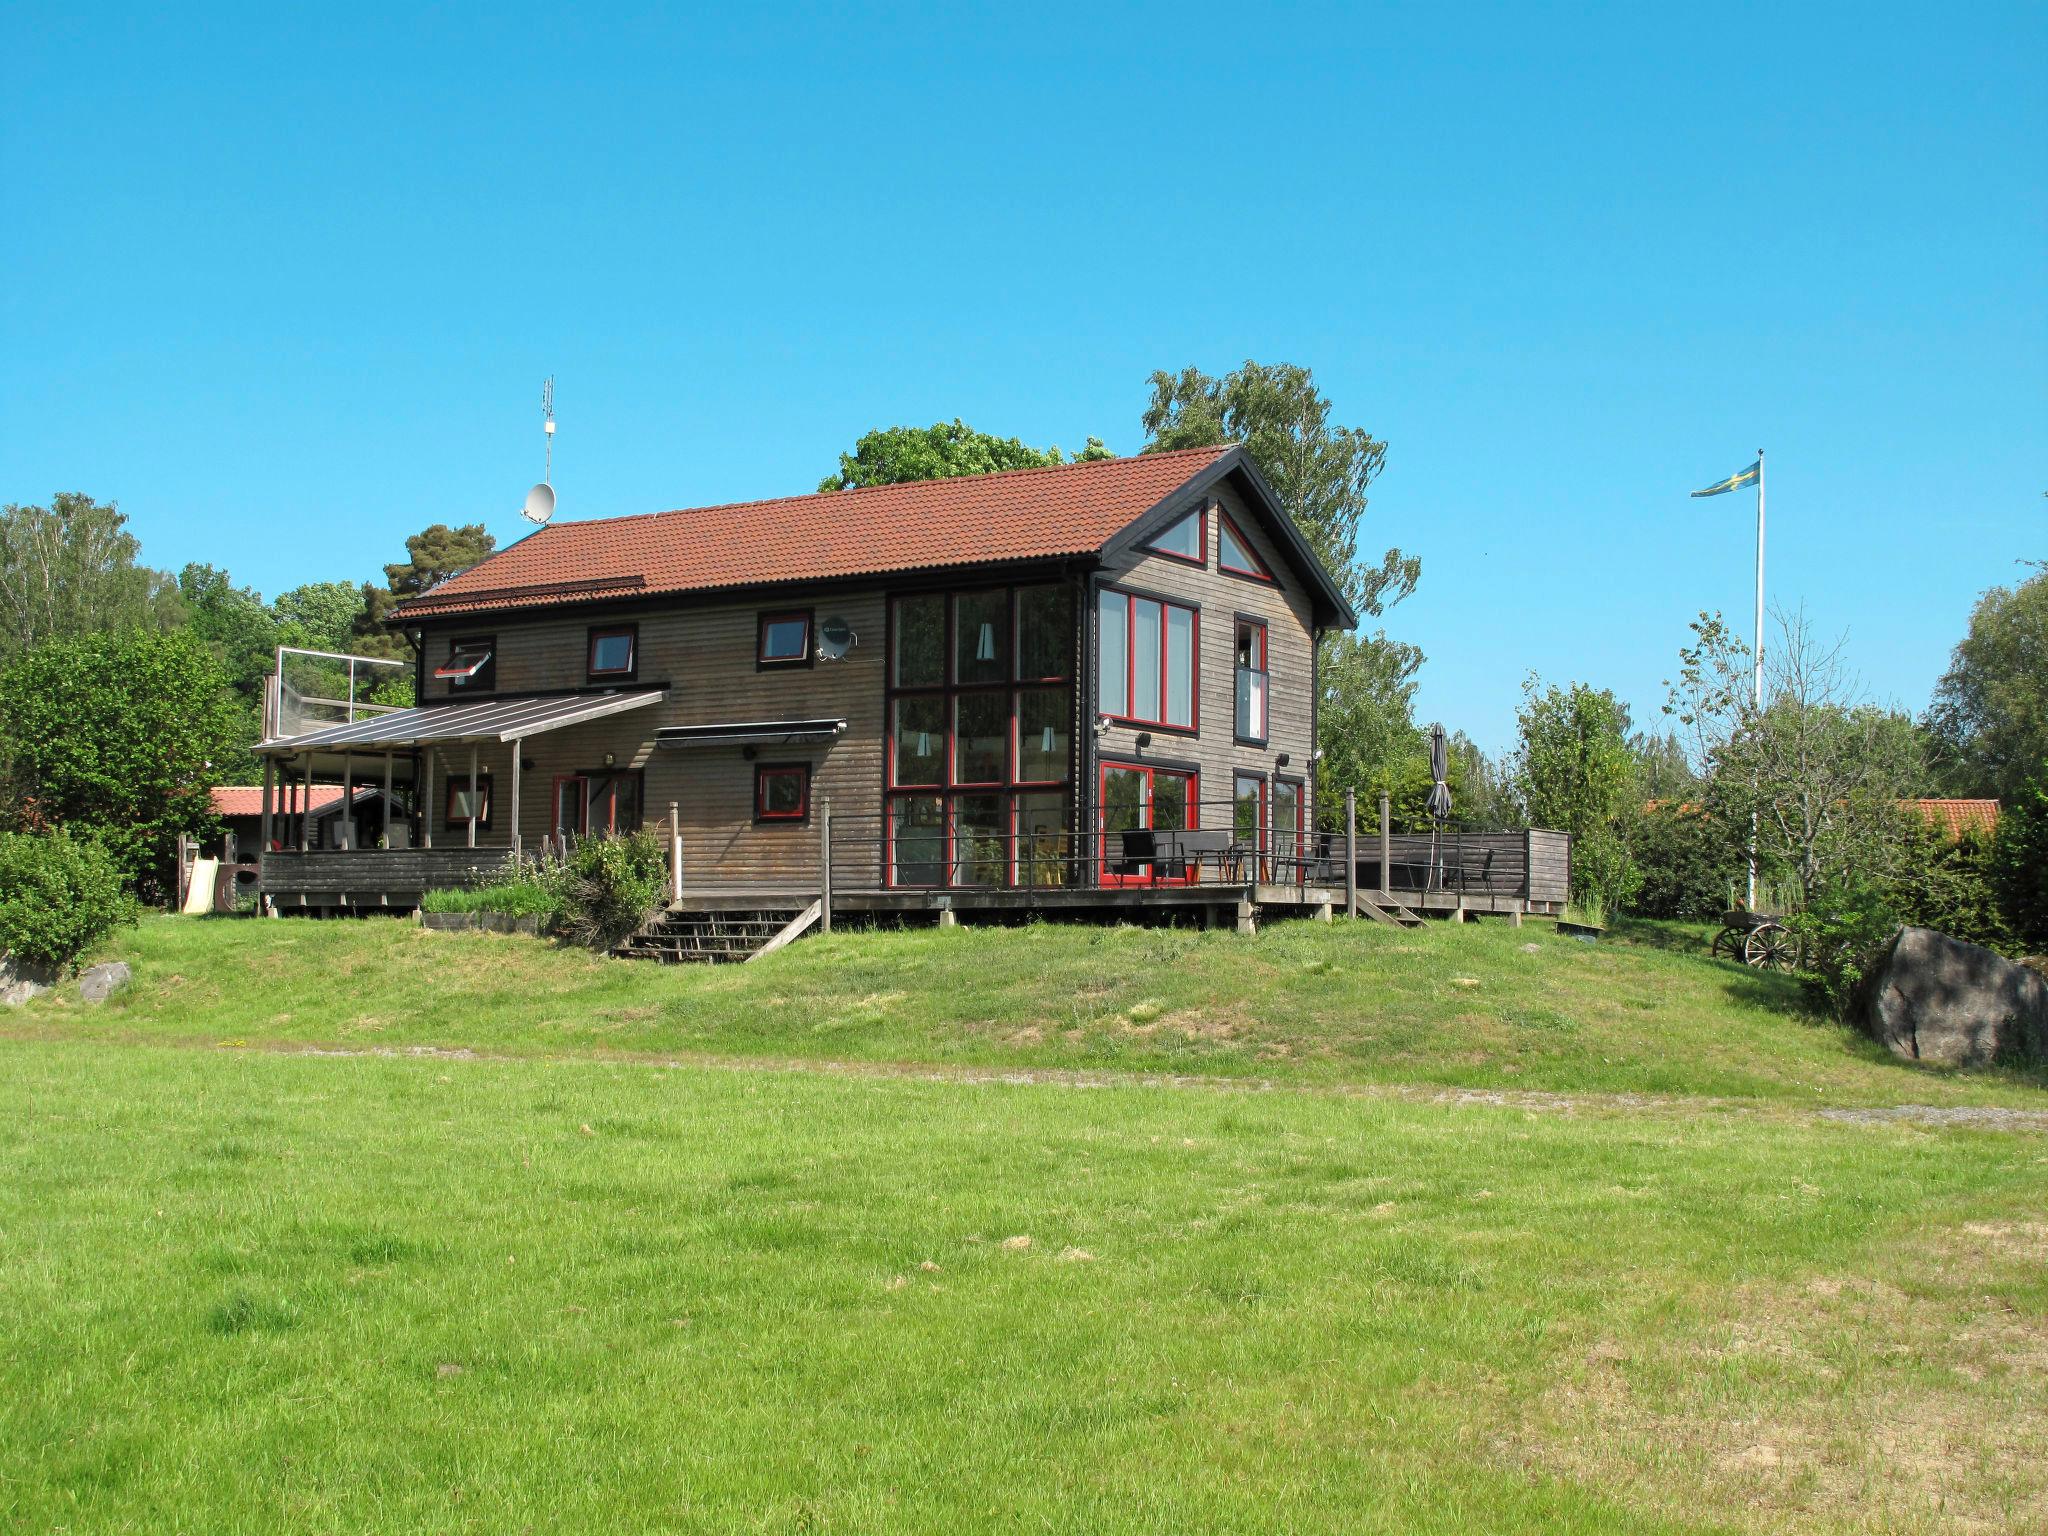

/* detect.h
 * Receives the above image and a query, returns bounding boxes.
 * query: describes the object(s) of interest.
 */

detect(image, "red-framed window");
[1094,586,1197,731]
[436,636,496,692]
[587,625,636,679]
[1234,772,1269,877]
[552,771,643,836]
[1218,512,1273,581]
[1234,617,1269,744]
[1144,505,1206,566]
[444,773,492,829]
[886,583,1076,888]
[758,610,813,669]
[1097,760,1199,886]
[1273,776,1305,884]
[755,763,810,823]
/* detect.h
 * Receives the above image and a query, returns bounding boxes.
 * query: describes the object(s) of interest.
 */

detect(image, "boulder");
[1,956,57,1006]
[77,961,133,1003]
[1855,926,2048,1069]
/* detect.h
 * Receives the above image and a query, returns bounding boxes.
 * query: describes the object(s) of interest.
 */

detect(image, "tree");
[820,421,1105,492]
[1991,771,2048,952]
[0,630,242,899]
[1140,362,1416,618]
[0,493,183,665]
[1629,802,1743,920]
[1666,608,1927,909]
[273,580,365,653]
[1313,629,1426,826]
[1508,678,1640,910]
[178,563,279,780]
[354,523,496,659]
[1927,564,2048,800]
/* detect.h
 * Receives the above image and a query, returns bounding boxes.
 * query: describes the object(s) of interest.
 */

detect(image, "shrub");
[1627,802,1743,920]
[0,828,137,972]
[1785,879,1900,1018]
[420,876,561,919]
[1895,819,2013,954]
[1991,772,2048,952]
[547,830,668,949]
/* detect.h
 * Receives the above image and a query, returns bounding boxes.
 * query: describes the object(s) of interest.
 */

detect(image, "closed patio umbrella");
[1426,723,1453,889]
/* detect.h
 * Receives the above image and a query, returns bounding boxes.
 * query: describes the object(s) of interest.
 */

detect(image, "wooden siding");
[1092,479,1321,830]
[1527,829,1572,905]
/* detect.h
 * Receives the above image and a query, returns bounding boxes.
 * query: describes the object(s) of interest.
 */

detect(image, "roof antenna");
[522,377,557,524]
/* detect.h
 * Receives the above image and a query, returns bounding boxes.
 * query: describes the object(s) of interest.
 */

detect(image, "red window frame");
[1234,616,1270,745]
[1096,760,1200,886]
[1097,586,1199,733]
[1273,775,1306,886]
[1218,512,1273,581]
[444,773,492,828]
[755,763,810,823]
[1143,505,1207,567]
[436,635,497,691]
[757,610,813,669]
[586,625,637,679]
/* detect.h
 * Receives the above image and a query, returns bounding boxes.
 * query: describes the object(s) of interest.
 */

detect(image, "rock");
[1855,927,2048,1069]
[77,961,133,1003]
[1,955,57,1006]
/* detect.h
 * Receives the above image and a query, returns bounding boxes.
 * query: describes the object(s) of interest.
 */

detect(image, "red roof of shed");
[394,446,1237,620]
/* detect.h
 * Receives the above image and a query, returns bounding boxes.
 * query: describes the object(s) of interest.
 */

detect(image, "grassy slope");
[3,1037,2043,1534]
[18,912,2046,1106]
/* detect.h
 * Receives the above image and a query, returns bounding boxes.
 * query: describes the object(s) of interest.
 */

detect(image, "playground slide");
[181,858,218,914]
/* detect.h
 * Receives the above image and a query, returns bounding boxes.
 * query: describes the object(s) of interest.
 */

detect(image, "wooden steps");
[615,901,816,964]
[1354,890,1424,929]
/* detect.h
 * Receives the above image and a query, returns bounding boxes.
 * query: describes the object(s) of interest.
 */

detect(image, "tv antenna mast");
[521,376,557,524]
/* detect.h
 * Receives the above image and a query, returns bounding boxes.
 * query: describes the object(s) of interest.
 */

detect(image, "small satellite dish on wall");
[522,482,556,524]
[817,616,857,660]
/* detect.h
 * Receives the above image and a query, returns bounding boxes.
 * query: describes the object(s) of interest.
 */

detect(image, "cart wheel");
[1711,928,1739,961]
[1743,923,1799,971]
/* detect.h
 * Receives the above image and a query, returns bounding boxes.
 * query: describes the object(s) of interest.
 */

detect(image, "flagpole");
[1748,448,1765,908]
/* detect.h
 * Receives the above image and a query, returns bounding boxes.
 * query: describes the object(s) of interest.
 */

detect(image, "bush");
[1895,820,2012,954]
[1627,803,1743,920]
[1992,772,2048,952]
[1785,880,1900,1018]
[0,828,137,972]
[547,830,668,949]
[420,874,562,919]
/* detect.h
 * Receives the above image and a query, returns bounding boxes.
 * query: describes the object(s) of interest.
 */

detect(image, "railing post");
[1379,793,1392,899]
[1344,789,1357,917]
[818,799,833,934]
[669,801,682,903]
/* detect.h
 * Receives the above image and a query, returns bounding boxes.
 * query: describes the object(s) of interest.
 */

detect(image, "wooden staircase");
[615,899,820,964]
[1353,890,1425,929]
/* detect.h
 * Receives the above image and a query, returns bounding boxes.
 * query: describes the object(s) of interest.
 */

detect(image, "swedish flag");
[1691,462,1761,497]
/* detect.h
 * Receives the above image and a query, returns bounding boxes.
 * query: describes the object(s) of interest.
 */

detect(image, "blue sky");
[4,2,2042,752]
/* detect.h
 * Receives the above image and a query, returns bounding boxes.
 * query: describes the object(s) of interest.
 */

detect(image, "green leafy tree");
[819,421,1100,491]
[1140,362,1416,618]
[0,630,242,898]
[1628,802,1743,919]
[1895,819,2014,954]
[1313,630,1425,826]
[1927,564,2048,799]
[177,563,280,780]
[1508,677,1641,909]
[0,493,183,665]
[273,580,366,653]
[354,523,495,659]
[1991,771,2048,952]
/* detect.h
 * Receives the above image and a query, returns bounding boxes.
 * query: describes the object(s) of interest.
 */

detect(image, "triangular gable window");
[1145,506,1205,566]
[1217,513,1272,581]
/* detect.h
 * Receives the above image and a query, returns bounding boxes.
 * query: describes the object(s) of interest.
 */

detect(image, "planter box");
[421,911,545,936]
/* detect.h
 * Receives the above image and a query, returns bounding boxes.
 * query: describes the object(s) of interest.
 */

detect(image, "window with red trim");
[755,764,810,822]
[444,773,492,828]
[436,636,496,692]
[1095,587,1196,730]
[1218,513,1272,580]
[1234,617,1269,743]
[587,625,636,678]
[757,611,812,668]
[1144,506,1205,565]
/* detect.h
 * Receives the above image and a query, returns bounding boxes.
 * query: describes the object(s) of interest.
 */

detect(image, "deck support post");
[937,902,957,929]
[1451,902,1467,924]
[300,755,313,851]
[818,799,833,934]
[466,744,478,850]
[1313,899,1332,923]
[508,740,522,857]
[1344,790,1357,917]
[340,755,353,850]
[382,752,394,848]
[260,757,274,856]
[669,801,682,902]
[1379,793,1392,899]
[1236,898,1257,937]
[421,750,434,849]
[1508,908,1524,929]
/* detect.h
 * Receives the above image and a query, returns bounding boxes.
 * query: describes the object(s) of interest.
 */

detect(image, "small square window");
[758,611,812,668]
[444,774,492,827]
[435,637,496,691]
[588,626,636,678]
[755,764,810,822]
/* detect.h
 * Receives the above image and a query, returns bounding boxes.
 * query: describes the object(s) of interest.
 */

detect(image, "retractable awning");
[257,688,667,756]
[656,718,848,749]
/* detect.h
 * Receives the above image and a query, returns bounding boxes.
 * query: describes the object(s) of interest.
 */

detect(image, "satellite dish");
[817,616,856,660]
[519,377,557,524]
[521,482,556,524]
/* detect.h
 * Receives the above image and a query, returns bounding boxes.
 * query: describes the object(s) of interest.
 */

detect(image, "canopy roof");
[256,689,666,756]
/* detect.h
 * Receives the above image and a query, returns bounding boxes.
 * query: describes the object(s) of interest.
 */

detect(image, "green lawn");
[4,916,2044,1532]
[18,912,2046,1106]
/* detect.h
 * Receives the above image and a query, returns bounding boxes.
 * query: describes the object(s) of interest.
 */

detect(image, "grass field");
[4,915,2045,1532]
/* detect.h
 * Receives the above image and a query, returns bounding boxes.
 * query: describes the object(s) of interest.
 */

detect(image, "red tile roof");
[211,785,375,817]
[394,446,1238,620]
[1906,798,2000,839]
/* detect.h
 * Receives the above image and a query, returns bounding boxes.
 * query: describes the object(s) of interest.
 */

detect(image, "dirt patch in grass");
[1509,1217,2048,1534]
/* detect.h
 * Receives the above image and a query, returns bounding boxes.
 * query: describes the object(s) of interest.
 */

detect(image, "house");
[210,784,402,855]
[1905,799,2000,841]
[254,446,1564,934]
